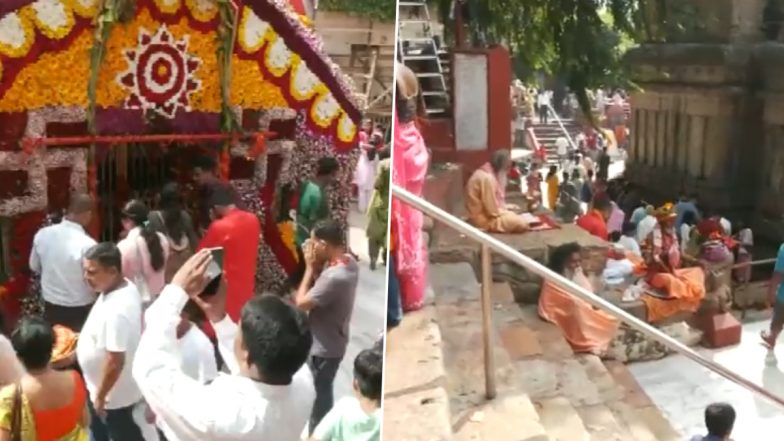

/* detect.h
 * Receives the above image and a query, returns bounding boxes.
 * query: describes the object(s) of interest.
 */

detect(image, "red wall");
[423,46,512,182]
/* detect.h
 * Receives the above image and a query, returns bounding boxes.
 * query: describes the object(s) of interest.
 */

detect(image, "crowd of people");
[0,153,383,440]
[353,119,392,273]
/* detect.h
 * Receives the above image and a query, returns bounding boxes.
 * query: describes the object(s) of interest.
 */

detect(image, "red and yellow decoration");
[0,0,362,300]
[0,0,359,148]
[117,25,202,118]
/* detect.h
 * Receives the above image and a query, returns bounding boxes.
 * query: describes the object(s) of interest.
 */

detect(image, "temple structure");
[0,0,361,322]
[624,0,784,242]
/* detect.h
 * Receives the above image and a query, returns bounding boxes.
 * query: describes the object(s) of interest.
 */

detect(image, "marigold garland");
[278,221,298,262]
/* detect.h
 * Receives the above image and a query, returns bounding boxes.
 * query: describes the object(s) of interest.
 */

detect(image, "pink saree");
[392,113,430,312]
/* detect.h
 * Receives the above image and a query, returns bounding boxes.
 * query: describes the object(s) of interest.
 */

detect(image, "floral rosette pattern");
[117,26,202,118]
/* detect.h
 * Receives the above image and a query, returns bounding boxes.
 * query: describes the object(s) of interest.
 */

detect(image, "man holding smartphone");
[293,220,359,434]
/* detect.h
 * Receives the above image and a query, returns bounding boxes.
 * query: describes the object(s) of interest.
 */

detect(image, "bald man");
[465,150,530,233]
[30,194,97,331]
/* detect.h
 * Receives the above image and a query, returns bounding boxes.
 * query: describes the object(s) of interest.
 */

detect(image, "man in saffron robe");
[538,242,620,355]
[198,185,261,335]
[576,195,612,240]
[465,150,529,233]
[639,203,706,322]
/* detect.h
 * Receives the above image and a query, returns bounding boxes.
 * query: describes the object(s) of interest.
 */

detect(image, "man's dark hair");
[548,242,581,274]
[705,402,735,437]
[68,193,94,215]
[209,183,235,209]
[313,219,345,247]
[621,221,636,236]
[593,194,612,212]
[240,296,312,381]
[609,231,621,242]
[193,155,217,172]
[587,169,594,178]
[354,348,383,402]
[85,242,122,273]
[316,157,340,177]
[11,317,54,370]
[682,210,697,227]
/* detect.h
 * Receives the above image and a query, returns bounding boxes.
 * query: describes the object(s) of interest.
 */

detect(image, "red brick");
[697,312,742,348]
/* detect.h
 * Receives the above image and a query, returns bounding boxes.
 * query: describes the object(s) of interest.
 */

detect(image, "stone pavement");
[629,319,784,439]
[333,206,387,400]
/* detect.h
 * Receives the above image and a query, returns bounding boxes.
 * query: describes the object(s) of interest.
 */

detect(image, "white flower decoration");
[32,0,71,32]
[0,13,30,53]
[266,36,292,74]
[292,61,319,99]
[240,8,269,52]
[313,92,339,124]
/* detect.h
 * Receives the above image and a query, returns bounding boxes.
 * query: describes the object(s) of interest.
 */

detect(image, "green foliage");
[318,0,397,22]
[432,0,697,120]
[216,0,241,134]
[87,0,136,134]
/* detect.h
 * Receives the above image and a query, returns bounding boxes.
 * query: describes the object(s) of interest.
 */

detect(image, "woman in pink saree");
[392,63,430,312]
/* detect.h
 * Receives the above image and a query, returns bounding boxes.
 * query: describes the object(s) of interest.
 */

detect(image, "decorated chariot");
[0,0,361,325]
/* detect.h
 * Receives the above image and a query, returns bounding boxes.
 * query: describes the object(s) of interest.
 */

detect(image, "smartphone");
[200,247,224,297]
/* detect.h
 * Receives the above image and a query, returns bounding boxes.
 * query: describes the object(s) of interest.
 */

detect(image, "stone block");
[695,311,742,348]
[511,282,544,304]
[500,323,542,360]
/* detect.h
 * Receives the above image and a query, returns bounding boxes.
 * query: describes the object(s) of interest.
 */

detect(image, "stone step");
[424,262,680,441]
[430,263,550,440]
[382,306,453,441]
[492,288,675,441]
[535,397,590,441]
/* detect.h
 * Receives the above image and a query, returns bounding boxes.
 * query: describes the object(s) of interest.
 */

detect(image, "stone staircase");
[384,262,682,440]
[530,118,582,164]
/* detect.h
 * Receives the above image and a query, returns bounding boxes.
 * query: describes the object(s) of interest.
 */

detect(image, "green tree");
[318,0,397,22]
[431,0,700,115]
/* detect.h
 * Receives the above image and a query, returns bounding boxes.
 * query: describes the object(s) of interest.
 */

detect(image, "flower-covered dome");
[0,0,361,293]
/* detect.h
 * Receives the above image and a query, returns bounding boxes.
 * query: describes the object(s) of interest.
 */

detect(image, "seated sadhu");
[465,150,530,233]
[538,242,620,355]
[639,203,706,322]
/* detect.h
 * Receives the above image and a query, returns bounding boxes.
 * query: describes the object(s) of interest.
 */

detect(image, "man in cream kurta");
[465,150,529,234]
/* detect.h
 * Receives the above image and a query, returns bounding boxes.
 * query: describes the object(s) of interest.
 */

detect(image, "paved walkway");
[334,206,387,400]
[628,319,784,438]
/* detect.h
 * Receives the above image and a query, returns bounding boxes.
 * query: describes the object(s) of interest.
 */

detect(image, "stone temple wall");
[625,0,784,242]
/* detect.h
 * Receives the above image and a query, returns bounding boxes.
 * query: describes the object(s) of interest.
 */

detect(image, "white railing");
[391,184,784,408]
[546,102,579,152]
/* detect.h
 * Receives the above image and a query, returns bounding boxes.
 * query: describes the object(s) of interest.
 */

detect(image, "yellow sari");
[0,383,88,441]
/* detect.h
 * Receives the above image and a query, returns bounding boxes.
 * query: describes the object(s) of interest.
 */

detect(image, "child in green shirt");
[310,348,382,441]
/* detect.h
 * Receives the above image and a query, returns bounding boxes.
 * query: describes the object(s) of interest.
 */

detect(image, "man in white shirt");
[636,209,659,244]
[555,137,569,168]
[133,250,316,441]
[76,242,150,441]
[29,194,97,331]
[153,301,219,440]
[537,90,551,124]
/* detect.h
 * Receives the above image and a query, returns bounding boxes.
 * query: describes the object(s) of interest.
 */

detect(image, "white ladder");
[397,0,449,117]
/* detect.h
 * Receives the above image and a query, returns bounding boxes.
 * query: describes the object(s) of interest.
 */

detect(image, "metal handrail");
[391,184,784,408]
[546,103,578,152]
